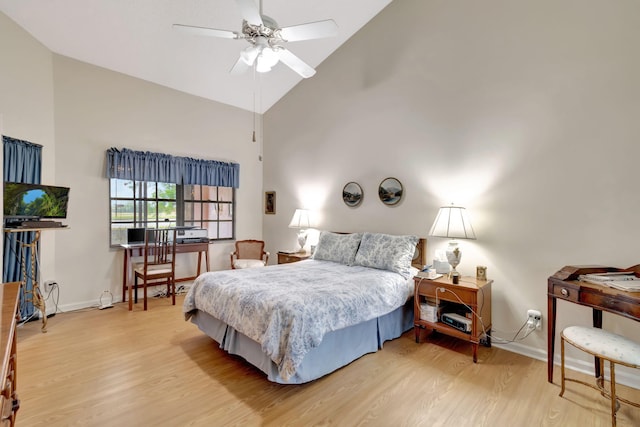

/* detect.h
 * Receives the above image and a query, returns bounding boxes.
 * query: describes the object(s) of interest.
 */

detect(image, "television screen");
[3,182,70,219]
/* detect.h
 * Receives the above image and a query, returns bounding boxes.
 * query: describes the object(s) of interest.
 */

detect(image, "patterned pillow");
[312,232,363,265]
[353,232,419,278]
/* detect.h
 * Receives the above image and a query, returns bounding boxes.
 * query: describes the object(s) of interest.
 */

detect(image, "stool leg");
[610,361,617,427]
[560,336,566,396]
[598,357,605,392]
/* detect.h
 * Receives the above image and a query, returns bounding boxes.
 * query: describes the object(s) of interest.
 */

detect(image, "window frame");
[109,178,235,247]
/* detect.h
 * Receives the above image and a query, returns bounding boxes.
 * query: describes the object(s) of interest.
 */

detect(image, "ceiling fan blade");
[279,19,338,42]
[235,0,263,26]
[276,48,316,78]
[230,56,251,75]
[173,24,239,39]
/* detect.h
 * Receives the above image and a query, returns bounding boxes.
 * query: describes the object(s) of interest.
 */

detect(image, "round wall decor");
[342,182,363,207]
[378,177,403,205]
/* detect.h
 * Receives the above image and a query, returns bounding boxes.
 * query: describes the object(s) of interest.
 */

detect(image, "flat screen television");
[3,182,70,220]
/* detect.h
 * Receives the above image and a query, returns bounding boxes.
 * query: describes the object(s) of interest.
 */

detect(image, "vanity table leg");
[593,308,603,379]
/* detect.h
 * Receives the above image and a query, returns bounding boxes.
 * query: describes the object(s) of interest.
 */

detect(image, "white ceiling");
[0,0,392,113]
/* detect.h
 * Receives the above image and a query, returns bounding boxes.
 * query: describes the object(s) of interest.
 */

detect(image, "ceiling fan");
[174,0,338,78]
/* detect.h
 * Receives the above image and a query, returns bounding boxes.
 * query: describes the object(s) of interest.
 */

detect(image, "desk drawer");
[551,283,579,302]
[581,292,640,317]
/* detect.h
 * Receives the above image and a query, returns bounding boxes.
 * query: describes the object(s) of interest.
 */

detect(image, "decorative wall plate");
[378,177,403,205]
[342,182,363,207]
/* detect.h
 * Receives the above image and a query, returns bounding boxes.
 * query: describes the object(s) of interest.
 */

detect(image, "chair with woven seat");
[131,228,177,311]
[230,239,269,269]
[560,325,640,426]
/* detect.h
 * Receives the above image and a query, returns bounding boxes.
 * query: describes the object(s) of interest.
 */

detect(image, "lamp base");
[297,230,308,253]
[446,241,462,278]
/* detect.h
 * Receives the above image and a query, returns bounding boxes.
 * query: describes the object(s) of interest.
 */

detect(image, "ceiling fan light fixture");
[174,0,338,78]
[256,58,273,73]
[256,63,271,73]
[240,46,259,65]
[256,46,279,72]
[260,47,279,66]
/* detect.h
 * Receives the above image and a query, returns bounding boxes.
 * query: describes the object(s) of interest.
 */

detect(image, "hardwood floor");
[16,295,640,426]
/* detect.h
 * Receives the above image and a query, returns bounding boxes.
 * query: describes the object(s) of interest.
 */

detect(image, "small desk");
[121,241,210,303]
[547,264,640,383]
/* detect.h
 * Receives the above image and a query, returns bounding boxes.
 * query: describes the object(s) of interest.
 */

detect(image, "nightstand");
[277,251,311,264]
[414,275,492,362]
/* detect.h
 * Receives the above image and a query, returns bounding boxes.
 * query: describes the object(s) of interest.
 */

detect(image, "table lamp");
[288,209,311,253]
[428,204,476,276]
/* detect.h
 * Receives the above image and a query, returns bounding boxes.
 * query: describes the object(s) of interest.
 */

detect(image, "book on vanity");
[579,272,640,291]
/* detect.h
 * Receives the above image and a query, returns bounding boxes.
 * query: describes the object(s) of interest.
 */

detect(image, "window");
[109,178,234,246]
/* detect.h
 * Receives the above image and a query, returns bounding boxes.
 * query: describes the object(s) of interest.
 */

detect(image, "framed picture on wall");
[265,191,276,215]
[342,182,363,207]
[378,177,403,206]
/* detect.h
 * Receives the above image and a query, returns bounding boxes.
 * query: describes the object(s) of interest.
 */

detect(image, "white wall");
[0,12,56,280]
[51,55,262,309]
[264,0,640,379]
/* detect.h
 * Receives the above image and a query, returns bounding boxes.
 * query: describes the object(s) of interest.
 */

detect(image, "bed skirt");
[189,299,414,384]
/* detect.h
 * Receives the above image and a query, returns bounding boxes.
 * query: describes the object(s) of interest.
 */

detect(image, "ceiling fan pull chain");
[252,65,257,143]
[257,72,264,161]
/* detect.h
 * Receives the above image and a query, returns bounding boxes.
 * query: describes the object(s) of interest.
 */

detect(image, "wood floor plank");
[15,295,640,426]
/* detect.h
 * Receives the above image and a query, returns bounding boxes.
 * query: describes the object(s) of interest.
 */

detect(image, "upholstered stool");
[560,326,640,426]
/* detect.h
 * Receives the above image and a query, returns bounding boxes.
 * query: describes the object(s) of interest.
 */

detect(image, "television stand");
[3,229,47,332]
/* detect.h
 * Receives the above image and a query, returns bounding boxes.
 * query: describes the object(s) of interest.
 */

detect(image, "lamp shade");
[288,209,311,229]
[428,205,476,240]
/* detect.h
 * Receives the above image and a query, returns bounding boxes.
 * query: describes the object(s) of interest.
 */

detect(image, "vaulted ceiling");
[0,0,392,113]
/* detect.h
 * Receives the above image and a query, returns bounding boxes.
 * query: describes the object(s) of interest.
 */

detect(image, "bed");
[183,232,426,384]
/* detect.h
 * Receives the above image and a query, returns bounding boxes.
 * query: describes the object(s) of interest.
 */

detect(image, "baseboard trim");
[495,341,640,389]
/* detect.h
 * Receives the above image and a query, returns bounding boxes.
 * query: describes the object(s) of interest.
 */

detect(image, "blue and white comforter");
[183,259,414,381]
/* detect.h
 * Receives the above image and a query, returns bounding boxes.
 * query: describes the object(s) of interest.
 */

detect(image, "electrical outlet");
[44,280,57,291]
[527,309,542,330]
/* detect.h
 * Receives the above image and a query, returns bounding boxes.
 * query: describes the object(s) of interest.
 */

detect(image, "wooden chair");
[131,228,177,311]
[560,326,640,426]
[230,239,269,269]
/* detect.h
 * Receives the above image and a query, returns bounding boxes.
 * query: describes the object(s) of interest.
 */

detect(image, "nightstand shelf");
[414,275,492,362]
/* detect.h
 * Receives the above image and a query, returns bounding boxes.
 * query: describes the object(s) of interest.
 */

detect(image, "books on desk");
[578,272,640,291]
[604,281,640,292]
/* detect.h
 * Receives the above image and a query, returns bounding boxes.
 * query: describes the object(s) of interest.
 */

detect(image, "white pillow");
[312,231,363,265]
[353,232,419,278]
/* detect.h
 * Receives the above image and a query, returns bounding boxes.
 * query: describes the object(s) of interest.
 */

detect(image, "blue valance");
[106,148,239,188]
